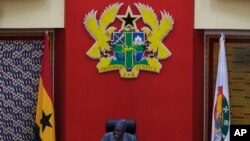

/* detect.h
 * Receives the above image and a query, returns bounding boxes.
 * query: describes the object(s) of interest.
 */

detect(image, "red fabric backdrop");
[58,0,197,140]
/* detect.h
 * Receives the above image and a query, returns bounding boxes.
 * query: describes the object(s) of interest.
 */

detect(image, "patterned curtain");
[0,40,44,141]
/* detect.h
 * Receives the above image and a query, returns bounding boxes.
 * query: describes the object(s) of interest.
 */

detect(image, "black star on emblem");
[117,6,140,30]
[121,13,137,27]
[40,110,52,132]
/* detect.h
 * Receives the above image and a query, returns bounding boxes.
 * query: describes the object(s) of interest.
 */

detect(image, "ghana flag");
[34,32,56,141]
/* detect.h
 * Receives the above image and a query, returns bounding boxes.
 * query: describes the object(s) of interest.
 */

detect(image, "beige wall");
[195,0,250,29]
[0,0,64,28]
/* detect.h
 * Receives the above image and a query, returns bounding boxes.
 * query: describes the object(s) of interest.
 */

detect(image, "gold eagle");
[84,3,123,59]
[135,3,174,59]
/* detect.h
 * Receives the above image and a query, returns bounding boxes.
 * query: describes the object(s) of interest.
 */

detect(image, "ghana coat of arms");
[84,3,174,78]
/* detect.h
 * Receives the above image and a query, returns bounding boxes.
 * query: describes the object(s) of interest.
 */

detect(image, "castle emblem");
[84,3,174,78]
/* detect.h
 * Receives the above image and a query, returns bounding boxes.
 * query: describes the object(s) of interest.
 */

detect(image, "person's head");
[113,119,126,140]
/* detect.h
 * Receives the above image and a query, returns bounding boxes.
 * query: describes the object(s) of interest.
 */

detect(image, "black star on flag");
[40,110,53,132]
[117,6,140,30]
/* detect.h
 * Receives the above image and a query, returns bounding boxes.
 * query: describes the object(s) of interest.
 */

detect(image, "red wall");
[55,29,66,141]
[64,0,195,140]
[193,30,204,141]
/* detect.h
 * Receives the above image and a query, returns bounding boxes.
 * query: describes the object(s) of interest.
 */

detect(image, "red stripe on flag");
[41,33,53,100]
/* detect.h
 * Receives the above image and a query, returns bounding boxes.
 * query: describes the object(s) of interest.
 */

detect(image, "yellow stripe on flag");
[35,77,55,141]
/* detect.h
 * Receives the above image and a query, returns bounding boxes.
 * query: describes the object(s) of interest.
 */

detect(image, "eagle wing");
[84,10,99,40]
[135,3,159,32]
[99,3,123,32]
[158,11,174,40]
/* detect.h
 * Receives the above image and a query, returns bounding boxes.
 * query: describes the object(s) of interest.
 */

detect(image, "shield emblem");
[112,31,146,69]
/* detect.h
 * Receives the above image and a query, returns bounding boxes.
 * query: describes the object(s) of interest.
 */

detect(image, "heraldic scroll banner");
[84,3,174,78]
